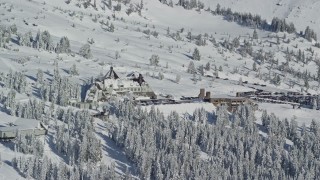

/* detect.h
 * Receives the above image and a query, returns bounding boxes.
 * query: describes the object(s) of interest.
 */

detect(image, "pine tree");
[149,54,160,66]
[69,64,79,76]
[304,78,309,90]
[205,62,211,71]
[253,29,258,39]
[79,44,92,59]
[253,62,257,71]
[36,69,44,85]
[187,61,196,74]
[55,36,71,54]
[313,98,317,110]
[198,65,204,76]
[192,48,201,61]
[238,77,243,85]
[316,65,320,82]
[109,23,115,32]
[115,51,120,59]
[41,30,53,51]
[158,72,164,80]
[175,74,181,83]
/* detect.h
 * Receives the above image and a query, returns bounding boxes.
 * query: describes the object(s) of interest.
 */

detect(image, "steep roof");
[104,67,119,80]
[133,74,145,86]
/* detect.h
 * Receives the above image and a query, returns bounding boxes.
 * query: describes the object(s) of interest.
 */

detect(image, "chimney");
[138,74,143,86]
[199,88,205,99]
[205,91,211,99]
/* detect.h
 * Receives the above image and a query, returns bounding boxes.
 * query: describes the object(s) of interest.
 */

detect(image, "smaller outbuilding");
[198,89,257,112]
[0,118,47,140]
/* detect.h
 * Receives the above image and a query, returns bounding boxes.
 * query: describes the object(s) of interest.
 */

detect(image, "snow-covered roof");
[102,78,142,89]
[211,94,246,100]
[0,118,41,132]
[126,71,140,79]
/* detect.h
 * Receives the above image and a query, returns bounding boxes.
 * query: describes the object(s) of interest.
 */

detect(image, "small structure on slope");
[198,89,256,112]
[0,118,47,140]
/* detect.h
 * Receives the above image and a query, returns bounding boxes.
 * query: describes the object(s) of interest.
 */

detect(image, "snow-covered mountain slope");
[0,0,319,129]
[201,0,320,35]
[1,0,320,179]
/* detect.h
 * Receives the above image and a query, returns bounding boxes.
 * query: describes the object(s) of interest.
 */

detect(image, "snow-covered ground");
[256,103,320,126]
[0,0,320,179]
[144,102,215,117]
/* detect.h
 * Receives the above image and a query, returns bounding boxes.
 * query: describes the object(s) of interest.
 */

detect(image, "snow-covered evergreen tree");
[187,61,196,74]
[69,64,79,76]
[79,44,92,59]
[55,36,71,54]
[192,47,201,61]
[149,54,160,66]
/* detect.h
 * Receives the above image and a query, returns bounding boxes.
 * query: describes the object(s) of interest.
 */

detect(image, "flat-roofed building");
[199,89,257,112]
[0,118,47,140]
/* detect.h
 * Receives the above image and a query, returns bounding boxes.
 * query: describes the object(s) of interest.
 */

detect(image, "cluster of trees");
[12,155,119,180]
[238,40,253,57]
[159,0,173,7]
[14,99,45,119]
[79,44,92,59]
[5,83,320,180]
[214,4,298,35]
[108,100,320,179]
[100,20,115,33]
[14,132,44,156]
[1,90,16,115]
[69,64,79,76]
[38,61,81,106]
[4,70,27,93]
[11,107,118,179]
[174,3,317,42]
[0,22,86,57]
[222,37,240,52]
[248,44,320,89]
[18,30,72,54]
[215,4,268,30]
[54,109,102,165]
[0,24,17,48]
[304,26,317,42]
[55,36,71,54]
[270,17,296,34]
[0,89,45,118]
[142,29,159,38]
[166,28,182,41]
[149,54,160,66]
[216,5,319,42]
[187,61,210,75]
[187,32,207,46]
[220,37,253,58]
[177,0,205,10]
